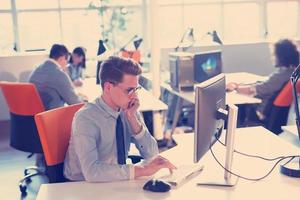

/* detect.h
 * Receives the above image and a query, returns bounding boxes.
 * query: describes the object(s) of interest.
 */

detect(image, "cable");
[209,146,298,181]
[216,137,285,161]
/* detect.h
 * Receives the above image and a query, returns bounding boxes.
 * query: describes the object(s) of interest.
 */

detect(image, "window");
[158,5,183,47]
[60,0,97,8]
[183,4,222,44]
[223,3,260,42]
[113,8,143,51]
[16,0,58,9]
[0,0,11,10]
[0,14,14,53]
[18,12,61,50]
[267,1,298,40]
[61,10,100,57]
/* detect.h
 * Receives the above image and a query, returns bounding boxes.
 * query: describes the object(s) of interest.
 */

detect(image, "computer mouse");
[143,179,171,192]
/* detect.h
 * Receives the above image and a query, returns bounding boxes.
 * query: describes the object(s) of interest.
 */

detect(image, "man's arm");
[56,71,82,104]
[255,68,291,96]
[130,112,159,159]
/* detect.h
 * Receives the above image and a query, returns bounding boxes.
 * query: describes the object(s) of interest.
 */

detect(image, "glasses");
[110,82,141,95]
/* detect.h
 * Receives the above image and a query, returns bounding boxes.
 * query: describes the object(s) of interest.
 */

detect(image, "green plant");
[89,0,132,49]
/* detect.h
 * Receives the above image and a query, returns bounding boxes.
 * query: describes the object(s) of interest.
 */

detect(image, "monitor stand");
[280,158,300,177]
[197,104,239,187]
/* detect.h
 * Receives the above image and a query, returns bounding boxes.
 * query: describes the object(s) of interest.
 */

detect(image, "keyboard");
[158,164,204,186]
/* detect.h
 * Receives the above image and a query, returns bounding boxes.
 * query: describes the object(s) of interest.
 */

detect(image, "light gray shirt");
[254,66,295,114]
[66,63,84,81]
[29,59,81,110]
[64,97,159,182]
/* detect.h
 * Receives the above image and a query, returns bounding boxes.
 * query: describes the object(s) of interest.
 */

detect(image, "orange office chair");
[34,103,84,183]
[266,81,300,134]
[120,50,141,63]
[0,82,45,194]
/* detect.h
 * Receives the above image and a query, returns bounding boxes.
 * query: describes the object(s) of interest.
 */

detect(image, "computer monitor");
[194,50,222,83]
[194,73,238,186]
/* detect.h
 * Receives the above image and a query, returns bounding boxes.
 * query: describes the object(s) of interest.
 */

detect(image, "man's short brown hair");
[99,56,142,88]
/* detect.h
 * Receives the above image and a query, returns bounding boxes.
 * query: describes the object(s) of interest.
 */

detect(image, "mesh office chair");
[266,81,300,134]
[34,103,84,183]
[0,82,45,194]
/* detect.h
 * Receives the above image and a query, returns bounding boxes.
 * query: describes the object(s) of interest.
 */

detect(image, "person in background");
[227,39,300,122]
[64,56,176,182]
[29,44,82,110]
[66,47,86,87]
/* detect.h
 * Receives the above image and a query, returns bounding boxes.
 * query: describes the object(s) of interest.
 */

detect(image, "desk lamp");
[96,39,108,84]
[280,64,300,177]
[174,27,195,52]
[119,35,142,63]
[207,30,223,45]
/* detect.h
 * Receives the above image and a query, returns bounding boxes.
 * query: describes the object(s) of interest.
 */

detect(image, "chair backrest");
[267,81,300,134]
[34,103,84,182]
[274,81,300,107]
[0,81,45,115]
[0,82,45,152]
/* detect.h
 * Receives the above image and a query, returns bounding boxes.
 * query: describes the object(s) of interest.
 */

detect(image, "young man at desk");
[64,56,175,182]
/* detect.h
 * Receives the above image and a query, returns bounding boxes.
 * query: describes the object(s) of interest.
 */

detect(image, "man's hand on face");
[124,94,140,118]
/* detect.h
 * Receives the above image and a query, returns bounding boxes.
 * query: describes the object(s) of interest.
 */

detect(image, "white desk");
[37,127,300,200]
[77,78,167,112]
[158,72,266,105]
[282,125,298,137]
[142,72,267,105]
[152,72,266,135]
[281,125,300,147]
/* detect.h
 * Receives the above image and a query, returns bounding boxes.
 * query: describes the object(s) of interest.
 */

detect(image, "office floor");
[0,120,48,200]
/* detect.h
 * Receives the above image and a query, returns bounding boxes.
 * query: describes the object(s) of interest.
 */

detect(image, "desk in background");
[143,72,267,135]
[143,72,267,105]
[76,78,167,138]
[77,78,167,112]
[36,126,300,200]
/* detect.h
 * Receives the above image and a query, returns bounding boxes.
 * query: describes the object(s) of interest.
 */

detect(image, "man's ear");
[103,82,111,92]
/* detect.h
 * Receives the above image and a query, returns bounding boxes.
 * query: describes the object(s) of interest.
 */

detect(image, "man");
[29,44,82,110]
[64,56,175,182]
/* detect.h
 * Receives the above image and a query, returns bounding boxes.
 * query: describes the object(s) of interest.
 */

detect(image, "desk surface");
[37,126,300,200]
[143,72,266,105]
[162,72,264,105]
[282,125,298,136]
[76,78,167,112]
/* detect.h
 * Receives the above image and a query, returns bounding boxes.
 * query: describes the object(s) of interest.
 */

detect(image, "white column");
[149,0,164,140]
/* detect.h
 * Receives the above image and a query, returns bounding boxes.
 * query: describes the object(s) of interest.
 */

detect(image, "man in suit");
[29,44,82,110]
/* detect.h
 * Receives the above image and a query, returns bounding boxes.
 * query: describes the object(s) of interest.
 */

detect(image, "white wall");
[160,41,274,76]
[221,42,273,76]
[0,53,48,120]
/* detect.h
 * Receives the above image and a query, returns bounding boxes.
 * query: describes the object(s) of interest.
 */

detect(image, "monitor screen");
[194,73,226,163]
[194,50,222,83]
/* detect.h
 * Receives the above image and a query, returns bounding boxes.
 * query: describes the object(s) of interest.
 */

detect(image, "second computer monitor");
[194,73,226,163]
[194,50,222,83]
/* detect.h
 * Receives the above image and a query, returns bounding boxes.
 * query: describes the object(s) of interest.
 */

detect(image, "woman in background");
[227,39,299,122]
[66,47,86,87]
